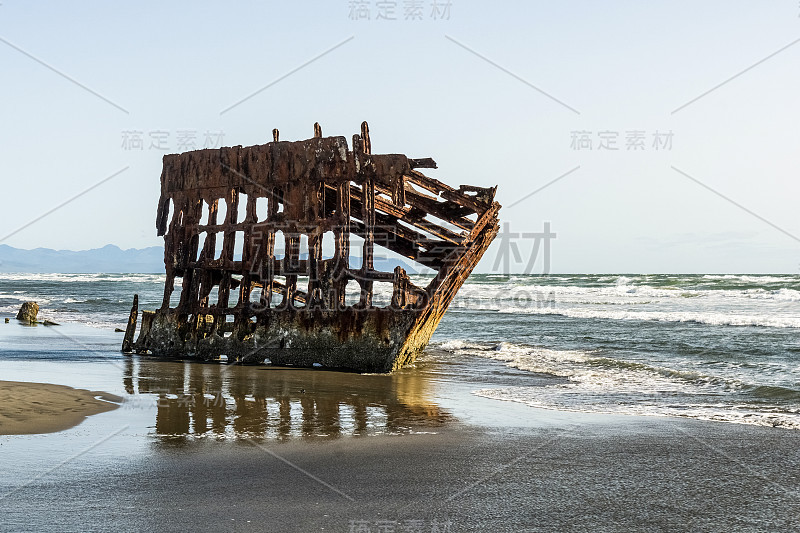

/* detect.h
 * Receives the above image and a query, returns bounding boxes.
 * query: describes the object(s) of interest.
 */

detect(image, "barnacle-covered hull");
[122,122,500,372]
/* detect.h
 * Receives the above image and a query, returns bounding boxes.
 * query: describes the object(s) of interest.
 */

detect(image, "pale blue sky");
[1,0,798,273]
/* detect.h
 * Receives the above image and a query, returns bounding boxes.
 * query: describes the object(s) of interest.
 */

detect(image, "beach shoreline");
[2,407,799,531]
[1,322,799,531]
[0,380,121,435]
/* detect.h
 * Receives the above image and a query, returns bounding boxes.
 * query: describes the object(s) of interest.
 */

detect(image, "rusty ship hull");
[122,122,500,373]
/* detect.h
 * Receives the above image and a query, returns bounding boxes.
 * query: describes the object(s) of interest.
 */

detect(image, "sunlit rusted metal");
[122,122,500,372]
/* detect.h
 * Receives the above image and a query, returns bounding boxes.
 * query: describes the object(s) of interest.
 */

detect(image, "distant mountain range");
[0,244,425,274]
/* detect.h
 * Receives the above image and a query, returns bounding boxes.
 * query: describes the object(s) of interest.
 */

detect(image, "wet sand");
[0,380,120,435]
[1,322,799,531]
[2,417,799,532]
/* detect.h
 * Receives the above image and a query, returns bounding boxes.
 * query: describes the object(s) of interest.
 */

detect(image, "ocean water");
[1,273,799,429]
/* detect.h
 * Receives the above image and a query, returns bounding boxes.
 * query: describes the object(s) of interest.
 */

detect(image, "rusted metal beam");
[408,157,437,169]
[121,294,138,353]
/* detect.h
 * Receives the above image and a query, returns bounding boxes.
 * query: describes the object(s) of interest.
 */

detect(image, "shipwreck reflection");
[124,357,453,441]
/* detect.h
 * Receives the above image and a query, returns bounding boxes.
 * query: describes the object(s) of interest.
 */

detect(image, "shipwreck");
[122,122,500,372]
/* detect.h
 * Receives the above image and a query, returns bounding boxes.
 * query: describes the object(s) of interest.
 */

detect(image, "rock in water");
[16,302,39,323]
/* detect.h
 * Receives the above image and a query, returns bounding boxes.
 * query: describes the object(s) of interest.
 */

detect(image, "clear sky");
[1,0,798,273]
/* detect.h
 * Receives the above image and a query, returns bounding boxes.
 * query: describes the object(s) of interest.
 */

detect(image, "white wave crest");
[473,387,800,430]
[495,306,800,328]
[0,273,165,283]
[460,341,800,429]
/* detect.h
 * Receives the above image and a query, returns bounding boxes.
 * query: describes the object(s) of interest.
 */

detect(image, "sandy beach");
[0,380,120,435]
[1,322,799,531]
[2,406,799,531]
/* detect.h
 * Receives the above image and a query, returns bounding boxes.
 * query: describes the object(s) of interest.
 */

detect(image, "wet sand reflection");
[124,357,454,442]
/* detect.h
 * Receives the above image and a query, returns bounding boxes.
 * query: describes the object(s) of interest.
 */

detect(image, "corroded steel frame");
[122,122,500,372]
